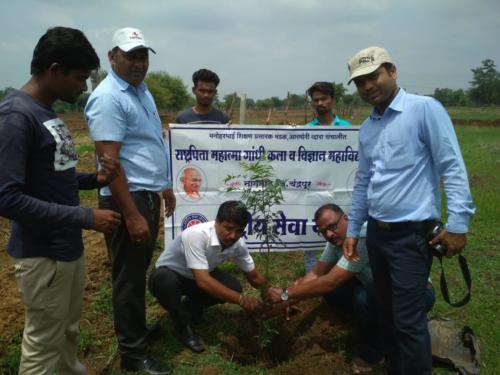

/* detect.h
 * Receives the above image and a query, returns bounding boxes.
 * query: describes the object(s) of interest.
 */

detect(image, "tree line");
[433,59,500,106]
[1,59,499,112]
[216,83,363,111]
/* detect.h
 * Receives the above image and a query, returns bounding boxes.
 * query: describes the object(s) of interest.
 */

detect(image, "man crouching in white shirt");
[149,200,268,353]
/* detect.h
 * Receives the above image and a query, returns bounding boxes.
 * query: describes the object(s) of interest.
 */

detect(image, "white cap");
[347,46,392,84]
[112,27,156,54]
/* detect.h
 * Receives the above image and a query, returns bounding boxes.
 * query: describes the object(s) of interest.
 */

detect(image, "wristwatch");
[280,288,289,302]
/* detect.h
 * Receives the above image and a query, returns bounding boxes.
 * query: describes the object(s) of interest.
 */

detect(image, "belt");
[130,190,158,196]
[100,190,159,210]
[100,190,158,198]
[369,217,436,231]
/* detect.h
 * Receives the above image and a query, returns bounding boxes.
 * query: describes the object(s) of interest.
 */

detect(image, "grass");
[428,125,500,374]
[447,106,500,121]
[1,110,498,374]
[0,329,22,373]
[90,279,114,318]
[76,143,95,154]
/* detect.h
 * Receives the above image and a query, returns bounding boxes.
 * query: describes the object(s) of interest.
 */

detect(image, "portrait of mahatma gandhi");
[180,167,202,199]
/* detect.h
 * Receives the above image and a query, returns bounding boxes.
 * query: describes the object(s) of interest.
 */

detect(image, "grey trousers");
[99,190,161,361]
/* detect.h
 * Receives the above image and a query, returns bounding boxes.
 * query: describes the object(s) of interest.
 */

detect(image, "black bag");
[428,316,481,374]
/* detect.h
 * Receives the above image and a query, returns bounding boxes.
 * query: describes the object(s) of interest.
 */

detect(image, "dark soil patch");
[452,118,500,126]
[0,220,24,343]
[468,174,487,188]
[218,299,360,374]
[198,365,221,375]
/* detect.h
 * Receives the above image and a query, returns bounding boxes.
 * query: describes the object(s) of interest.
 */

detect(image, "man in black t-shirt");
[0,27,120,375]
[176,69,230,124]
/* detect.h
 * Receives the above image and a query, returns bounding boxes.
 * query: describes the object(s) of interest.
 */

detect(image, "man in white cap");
[343,46,474,374]
[85,28,175,374]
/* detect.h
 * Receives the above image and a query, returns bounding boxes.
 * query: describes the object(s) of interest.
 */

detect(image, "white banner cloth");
[166,124,360,252]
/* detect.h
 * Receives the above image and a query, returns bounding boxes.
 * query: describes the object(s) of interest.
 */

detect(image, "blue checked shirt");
[85,70,171,196]
[347,89,474,237]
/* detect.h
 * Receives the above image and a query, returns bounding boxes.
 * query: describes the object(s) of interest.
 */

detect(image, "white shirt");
[155,221,255,279]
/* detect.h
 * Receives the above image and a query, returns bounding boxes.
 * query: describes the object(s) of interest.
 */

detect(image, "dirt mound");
[218,299,358,374]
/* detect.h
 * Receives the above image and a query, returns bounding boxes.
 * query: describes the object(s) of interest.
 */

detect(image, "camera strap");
[435,254,471,307]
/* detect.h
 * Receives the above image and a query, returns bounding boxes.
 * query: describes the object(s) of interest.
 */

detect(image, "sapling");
[224,154,286,277]
[225,155,287,349]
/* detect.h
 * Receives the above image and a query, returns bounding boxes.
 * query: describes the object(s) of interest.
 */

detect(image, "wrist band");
[238,294,244,305]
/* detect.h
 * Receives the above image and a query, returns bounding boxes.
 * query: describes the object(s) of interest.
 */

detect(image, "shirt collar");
[109,69,147,93]
[332,115,343,125]
[389,88,405,112]
[209,225,222,250]
[311,114,341,125]
[208,224,242,253]
[370,88,405,120]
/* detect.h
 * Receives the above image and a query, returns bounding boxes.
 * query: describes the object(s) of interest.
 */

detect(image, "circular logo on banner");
[181,213,208,230]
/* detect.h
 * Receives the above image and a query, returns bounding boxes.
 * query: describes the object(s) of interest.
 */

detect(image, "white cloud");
[0,0,499,98]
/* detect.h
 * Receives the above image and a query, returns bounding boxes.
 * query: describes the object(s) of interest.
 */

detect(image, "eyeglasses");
[317,215,344,236]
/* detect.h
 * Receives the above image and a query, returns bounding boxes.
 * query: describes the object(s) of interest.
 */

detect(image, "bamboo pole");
[227,92,237,122]
[265,107,273,125]
[304,90,308,124]
[284,91,290,124]
[239,93,247,125]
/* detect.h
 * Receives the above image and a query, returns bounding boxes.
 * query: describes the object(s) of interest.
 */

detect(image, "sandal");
[351,357,384,374]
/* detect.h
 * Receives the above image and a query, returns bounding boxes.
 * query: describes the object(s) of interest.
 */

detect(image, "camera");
[427,221,447,256]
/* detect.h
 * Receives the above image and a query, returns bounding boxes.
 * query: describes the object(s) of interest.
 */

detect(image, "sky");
[1,0,499,99]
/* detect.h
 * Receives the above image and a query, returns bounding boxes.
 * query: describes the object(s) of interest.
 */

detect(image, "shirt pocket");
[384,139,413,170]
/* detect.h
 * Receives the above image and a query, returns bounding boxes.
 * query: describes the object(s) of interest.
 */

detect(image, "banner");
[166,124,360,252]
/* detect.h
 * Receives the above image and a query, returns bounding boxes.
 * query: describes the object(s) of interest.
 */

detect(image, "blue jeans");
[367,218,435,374]
[324,277,435,366]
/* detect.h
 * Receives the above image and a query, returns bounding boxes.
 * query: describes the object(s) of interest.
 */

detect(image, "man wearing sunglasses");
[264,203,435,373]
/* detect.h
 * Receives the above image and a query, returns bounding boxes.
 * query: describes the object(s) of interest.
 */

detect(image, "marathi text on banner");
[167,124,360,252]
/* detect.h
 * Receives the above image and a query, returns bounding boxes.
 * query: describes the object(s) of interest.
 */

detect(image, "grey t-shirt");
[175,107,229,124]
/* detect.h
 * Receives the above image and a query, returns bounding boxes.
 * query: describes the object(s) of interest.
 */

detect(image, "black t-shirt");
[0,90,96,261]
[175,107,229,124]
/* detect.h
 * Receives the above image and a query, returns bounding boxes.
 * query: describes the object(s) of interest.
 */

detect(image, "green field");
[448,106,500,121]
[0,111,499,374]
[234,105,500,126]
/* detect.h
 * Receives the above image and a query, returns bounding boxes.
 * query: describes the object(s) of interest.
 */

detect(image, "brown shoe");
[351,357,384,374]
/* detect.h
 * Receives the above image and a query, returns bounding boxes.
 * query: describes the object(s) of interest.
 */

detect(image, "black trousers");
[366,218,434,375]
[99,191,160,361]
[324,279,383,364]
[148,266,242,327]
